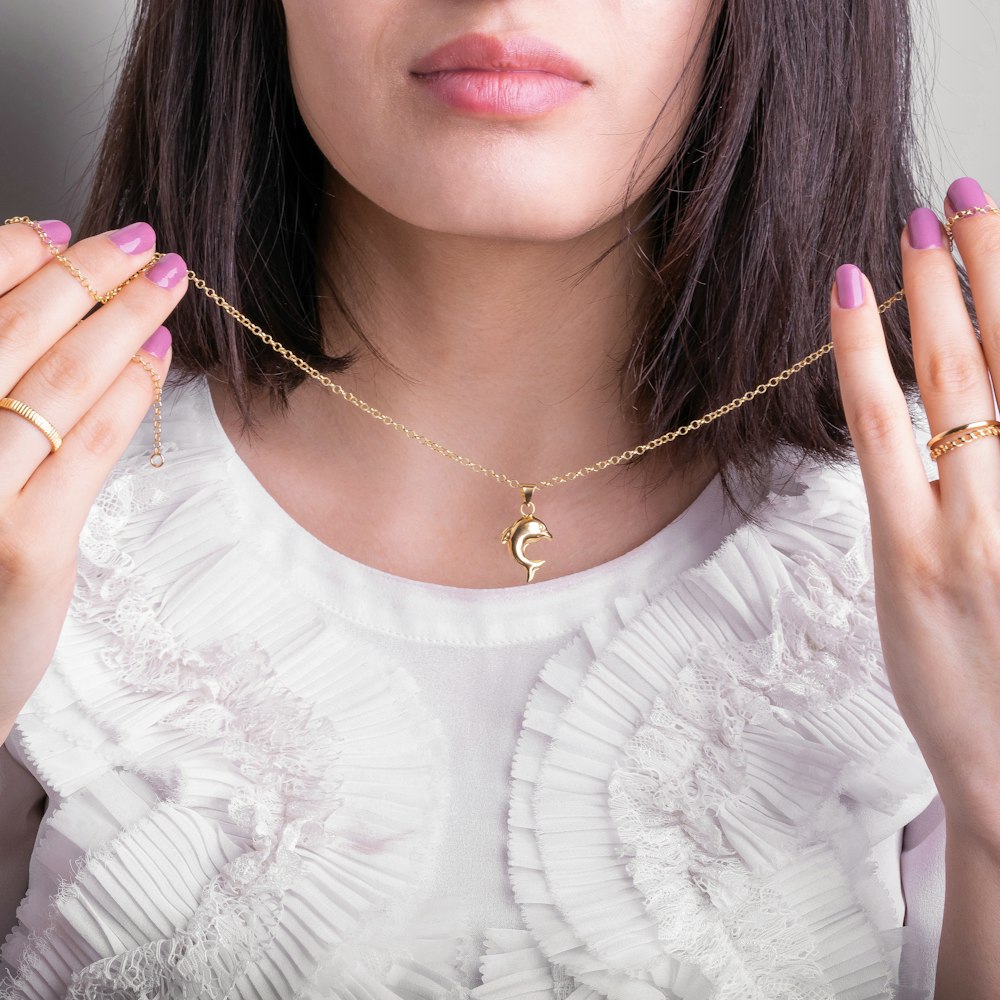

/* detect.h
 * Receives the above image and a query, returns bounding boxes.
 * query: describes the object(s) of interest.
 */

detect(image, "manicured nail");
[835,263,865,309]
[140,325,172,359]
[907,207,944,250]
[37,220,71,246]
[108,221,156,255]
[145,252,187,289]
[947,176,987,213]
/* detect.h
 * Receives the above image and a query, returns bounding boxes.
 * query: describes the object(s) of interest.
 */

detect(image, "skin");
[1,0,997,992]
[215,24,1000,990]
[0,229,182,738]
[830,190,1000,995]
[207,0,723,589]
[0,222,182,935]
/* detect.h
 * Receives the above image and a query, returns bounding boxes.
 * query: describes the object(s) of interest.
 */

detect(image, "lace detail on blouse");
[72,476,354,999]
[606,523,898,995]
[2,439,454,997]
[506,466,937,1000]
[0,377,939,1000]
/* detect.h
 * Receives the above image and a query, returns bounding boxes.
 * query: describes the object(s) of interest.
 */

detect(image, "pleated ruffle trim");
[2,403,457,999]
[506,462,938,1000]
[1,375,937,999]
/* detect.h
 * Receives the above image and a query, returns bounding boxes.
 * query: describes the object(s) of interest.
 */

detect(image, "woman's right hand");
[0,219,187,742]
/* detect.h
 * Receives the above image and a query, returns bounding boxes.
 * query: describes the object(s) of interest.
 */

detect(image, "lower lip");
[412,70,585,117]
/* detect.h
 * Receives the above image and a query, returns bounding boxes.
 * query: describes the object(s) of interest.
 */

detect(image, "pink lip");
[410,33,590,118]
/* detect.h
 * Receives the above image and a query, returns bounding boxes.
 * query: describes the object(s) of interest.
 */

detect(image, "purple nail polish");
[145,253,187,289]
[37,220,71,246]
[947,176,987,213]
[907,207,944,250]
[141,326,172,359]
[108,222,156,255]
[835,263,865,309]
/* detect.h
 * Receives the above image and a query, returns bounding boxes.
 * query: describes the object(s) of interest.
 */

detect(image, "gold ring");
[944,204,1000,248]
[926,419,1000,450]
[0,397,63,453]
[927,419,1000,462]
[929,426,1000,461]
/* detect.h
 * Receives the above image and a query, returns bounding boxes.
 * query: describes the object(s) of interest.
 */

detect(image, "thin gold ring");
[927,419,1000,461]
[926,419,1000,451]
[929,426,1000,461]
[0,397,63,453]
[944,203,1000,248]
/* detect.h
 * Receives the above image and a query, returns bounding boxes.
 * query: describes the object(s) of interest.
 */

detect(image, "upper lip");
[410,33,590,84]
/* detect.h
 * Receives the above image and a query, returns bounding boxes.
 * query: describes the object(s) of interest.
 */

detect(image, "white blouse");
[0,371,945,1000]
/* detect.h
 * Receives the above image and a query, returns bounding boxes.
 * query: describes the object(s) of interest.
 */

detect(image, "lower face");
[281,0,719,242]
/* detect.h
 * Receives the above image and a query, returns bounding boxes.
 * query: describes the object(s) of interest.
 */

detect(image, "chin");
[404,198,622,243]
[328,156,631,244]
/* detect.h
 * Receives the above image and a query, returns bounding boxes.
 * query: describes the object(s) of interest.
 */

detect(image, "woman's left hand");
[830,175,1000,846]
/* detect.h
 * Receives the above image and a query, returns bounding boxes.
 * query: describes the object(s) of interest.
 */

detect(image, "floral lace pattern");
[507,469,937,1000]
[2,440,454,998]
[607,524,895,996]
[0,376,939,1000]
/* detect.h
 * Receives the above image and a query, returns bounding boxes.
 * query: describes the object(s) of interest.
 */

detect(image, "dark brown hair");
[80,0,952,516]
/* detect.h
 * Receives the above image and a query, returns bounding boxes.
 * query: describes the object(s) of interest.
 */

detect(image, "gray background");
[1,0,998,229]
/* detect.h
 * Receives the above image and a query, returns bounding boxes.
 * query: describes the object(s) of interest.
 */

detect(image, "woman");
[0,0,997,996]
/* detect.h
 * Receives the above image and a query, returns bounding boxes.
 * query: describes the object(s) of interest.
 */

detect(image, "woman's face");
[281,1,718,241]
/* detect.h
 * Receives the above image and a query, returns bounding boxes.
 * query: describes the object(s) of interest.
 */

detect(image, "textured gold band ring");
[927,419,1000,461]
[0,397,63,453]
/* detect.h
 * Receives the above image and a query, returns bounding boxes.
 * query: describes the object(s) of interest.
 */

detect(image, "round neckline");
[190,372,741,645]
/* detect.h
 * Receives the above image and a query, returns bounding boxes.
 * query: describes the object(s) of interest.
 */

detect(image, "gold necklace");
[6,215,915,583]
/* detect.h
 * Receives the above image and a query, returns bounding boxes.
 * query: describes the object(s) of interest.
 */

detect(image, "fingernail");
[108,221,156,255]
[140,325,172,359]
[145,252,187,289]
[907,207,944,250]
[947,176,987,213]
[835,263,865,309]
[37,220,71,246]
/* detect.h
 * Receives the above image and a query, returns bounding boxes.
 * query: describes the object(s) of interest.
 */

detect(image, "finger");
[944,177,1000,396]
[0,252,187,495]
[21,330,173,553]
[830,263,937,545]
[0,222,159,394]
[902,205,1000,509]
[0,219,73,297]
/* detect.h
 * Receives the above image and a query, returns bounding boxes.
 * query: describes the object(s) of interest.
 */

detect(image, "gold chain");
[944,205,1000,241]
[1,216,918,490]
[186,273,874,490]
[2,208,993,580]
[175,209,982,491]
[5,217,166,466]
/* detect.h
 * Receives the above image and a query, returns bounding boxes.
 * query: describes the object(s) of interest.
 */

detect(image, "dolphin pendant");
[501,485,553,583]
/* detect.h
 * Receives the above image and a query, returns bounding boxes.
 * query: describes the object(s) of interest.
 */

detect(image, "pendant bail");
[520,483,538,517]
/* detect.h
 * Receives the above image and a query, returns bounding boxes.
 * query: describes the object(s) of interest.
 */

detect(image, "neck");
[312,169,661,482]
[212,172,721,587]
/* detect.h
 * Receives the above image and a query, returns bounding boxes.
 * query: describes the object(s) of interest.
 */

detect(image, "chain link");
[4,217,159,304]
[1,214,935,491]
[5,217,166,465]
[179,265,906,493]
[928,422,1000,460]
[944,204,1000,245]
